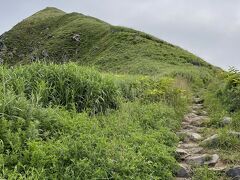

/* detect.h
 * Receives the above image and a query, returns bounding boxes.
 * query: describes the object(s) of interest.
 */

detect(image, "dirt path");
[175,97,227,179]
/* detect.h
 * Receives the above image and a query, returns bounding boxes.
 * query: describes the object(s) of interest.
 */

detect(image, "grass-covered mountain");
[1,7,239,180]
[0,7,213,75]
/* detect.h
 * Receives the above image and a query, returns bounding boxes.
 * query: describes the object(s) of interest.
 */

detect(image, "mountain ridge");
[0,7,215,75]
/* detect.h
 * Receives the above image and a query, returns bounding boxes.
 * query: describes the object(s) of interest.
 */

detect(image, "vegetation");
[1,7,213,75]
[203,67,240,165]
[1,6,236,179]
[0,62,190,179]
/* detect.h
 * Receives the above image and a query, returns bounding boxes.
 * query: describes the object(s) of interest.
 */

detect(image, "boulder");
[205,154,219,166]
[186,154,219,166]
[192,104,204,110]
[194,98,204,104]
[187,132,202,141]
[42,50,49,57]
[188,147,203,154]
[176,149,189,160]
[72,34,80,42]
[226,166,240,178]
[202,134,219,146]
[228,131,240,138]
[176,163,191,178]
[178,143,199,149]
[221,117,232,126]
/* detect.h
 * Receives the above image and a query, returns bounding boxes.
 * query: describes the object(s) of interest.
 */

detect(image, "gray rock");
[176,163,191,178]
[177,131,202,142]
[186,154,219,166]
[209,166,227,173]
[228,131,240,138]
[188,147,204,154]
[72,34,80,42]
[187,132,202,141]
[201,110,208,116]
[226,166,240,178]
[192,104,203,110]
[42,50,49,58]
[194,98,204,104]
[186,154,206,165]
[202,134,219,146]
[222,117,232,126]
[178,143,199,149]
[205,154,219,166]
[176,148,189,160]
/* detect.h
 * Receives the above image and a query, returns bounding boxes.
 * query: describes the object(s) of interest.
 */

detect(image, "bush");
[217,68,240,112]
[114,75,188,109]
[0,91,181,179]
[0,63,187,179]
[0,63,119,113]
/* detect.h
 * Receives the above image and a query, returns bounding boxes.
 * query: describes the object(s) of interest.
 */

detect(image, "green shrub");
[192,166,219,180]
[0,92,181,179]
[217,68,240,112]
[114,75,188,109]
[0,63,119,113]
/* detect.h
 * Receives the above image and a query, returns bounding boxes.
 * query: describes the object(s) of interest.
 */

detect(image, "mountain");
[0,7,214,75]
[1,7,238,180]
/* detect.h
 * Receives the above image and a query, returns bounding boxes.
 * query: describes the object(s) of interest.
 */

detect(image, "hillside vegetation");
[0,7,213,75]
[1,7,237,180]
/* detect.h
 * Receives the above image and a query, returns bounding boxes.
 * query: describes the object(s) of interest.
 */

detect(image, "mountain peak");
[1,7,213,74]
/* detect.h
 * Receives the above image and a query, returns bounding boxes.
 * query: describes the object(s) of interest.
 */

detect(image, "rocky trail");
[175,97,240,180]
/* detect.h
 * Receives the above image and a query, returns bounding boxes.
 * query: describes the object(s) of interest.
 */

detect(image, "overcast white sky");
[1,0,240,69]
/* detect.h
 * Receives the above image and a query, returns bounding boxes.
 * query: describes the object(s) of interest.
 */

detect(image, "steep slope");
[0,7,213,75]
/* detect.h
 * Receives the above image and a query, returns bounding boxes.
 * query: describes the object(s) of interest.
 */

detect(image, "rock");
[228,131,240,138]
[201,111,208,116]
[187,132,202,141]
[209,166,226,173]
[177,131,202,142]
[176,149,190,160]
[186,154,206,165]
[194,98,204,104]
[192,104,203,110]
[205,154,219,166]
[188,147,204,154]
[42,50,49,58]
[176,163,191,178]
[178,143,199,149]
[184,113,198,121]
[190,116,207,126]
[186,154,219,166]
[221,117,232,126]
[202,134,219,146]
[226,166,240,178]
[183,124,198,131]
[72,34,80,42]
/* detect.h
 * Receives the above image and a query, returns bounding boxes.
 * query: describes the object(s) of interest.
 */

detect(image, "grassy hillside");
[0,62,189,179]
[0,7,230,179]
[0,7,213,75]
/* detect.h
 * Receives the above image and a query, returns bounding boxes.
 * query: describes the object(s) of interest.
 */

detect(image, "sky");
[1,0,240,69]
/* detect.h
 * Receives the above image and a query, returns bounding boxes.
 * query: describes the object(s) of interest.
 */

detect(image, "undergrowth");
[0,62,189,179]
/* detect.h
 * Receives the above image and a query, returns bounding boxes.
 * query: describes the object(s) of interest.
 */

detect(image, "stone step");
[186,154,219,166]
[178,143,199,149]
[177,132,202,142]
[175,163,191,178]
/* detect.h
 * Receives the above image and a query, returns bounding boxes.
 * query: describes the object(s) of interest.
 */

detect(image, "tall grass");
[0,63,119,114]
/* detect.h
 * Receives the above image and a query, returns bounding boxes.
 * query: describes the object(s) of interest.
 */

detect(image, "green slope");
[0,7,231,179]
[0,7,213,75]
